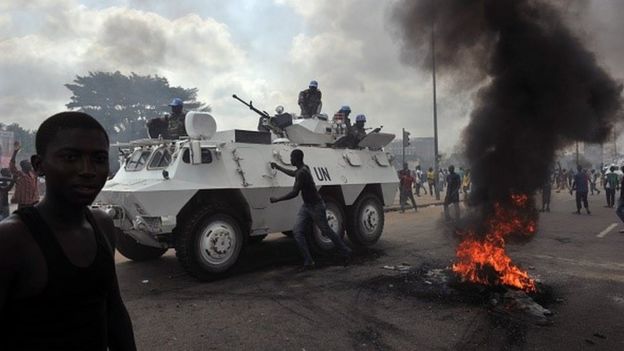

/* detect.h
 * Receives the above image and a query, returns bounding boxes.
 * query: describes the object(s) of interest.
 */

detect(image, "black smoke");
[392,0,622,212]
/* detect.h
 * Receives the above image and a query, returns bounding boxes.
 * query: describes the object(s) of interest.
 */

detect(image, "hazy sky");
[1,0,622,152]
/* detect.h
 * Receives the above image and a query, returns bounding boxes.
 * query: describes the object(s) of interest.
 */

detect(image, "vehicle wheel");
[347,193,385,246]
[175,207,244,281]
[309,198,346,255]
[248,234,268,244]
[114,229,168,261]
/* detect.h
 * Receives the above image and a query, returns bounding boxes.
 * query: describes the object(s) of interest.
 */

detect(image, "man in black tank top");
[270,149,352,270]
[0,112,136,350]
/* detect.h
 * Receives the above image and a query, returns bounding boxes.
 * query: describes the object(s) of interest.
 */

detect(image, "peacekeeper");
[298,80,322,118]
[147,98,188,139]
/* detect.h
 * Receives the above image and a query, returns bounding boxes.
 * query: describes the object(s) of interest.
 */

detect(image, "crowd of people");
[397,163,471,221]
[398,161,624,229]
[542,164,624,217]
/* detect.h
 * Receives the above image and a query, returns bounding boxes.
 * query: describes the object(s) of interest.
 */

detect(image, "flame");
[452,194,537,292]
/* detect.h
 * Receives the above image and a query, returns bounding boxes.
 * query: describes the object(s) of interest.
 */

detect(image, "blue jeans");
[293,201,351,266]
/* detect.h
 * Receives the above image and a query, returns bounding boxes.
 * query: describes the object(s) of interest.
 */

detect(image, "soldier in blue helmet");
[147,98,188,139]
[298,80,322,118]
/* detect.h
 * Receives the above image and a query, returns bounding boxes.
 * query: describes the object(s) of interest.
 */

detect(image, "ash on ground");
[363,263,559,326]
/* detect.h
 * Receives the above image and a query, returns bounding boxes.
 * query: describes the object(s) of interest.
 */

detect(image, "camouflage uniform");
[166,111,187,139]
[298,88,322,117]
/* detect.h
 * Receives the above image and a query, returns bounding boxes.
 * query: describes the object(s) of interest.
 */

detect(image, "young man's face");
[34,128,109,207]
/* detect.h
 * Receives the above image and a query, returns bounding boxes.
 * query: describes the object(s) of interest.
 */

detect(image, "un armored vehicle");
[96,98,399,280]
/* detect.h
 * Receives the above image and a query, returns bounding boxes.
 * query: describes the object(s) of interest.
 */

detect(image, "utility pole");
[431,0,440,200]
[402,128,406,166]
[575,141,579,165]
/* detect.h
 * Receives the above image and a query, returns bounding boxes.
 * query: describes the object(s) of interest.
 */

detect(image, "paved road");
[116,191,624,350]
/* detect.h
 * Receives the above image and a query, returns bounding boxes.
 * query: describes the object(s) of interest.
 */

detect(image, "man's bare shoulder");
[89,208,116,248]
[0,215,31,266]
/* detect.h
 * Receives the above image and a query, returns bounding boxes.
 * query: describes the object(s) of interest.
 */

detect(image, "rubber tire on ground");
[175,206,244,281]
[248,234,268,244]
[308,198,347,255]
[347,193,385,246]
[114,229,168,261]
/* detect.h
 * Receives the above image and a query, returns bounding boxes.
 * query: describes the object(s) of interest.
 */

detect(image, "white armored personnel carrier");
[96,97,398,280]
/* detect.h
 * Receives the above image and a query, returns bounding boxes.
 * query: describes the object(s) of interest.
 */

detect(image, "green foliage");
[65,71,209,142]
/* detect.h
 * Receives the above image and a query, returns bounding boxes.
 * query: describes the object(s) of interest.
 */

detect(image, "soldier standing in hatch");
[270,149,351,271]
[298,80,322,118]
[147,98,188,139]
[165,98,187,139]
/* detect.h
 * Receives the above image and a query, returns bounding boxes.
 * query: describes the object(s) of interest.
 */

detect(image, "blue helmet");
[339,105,351,113]
[309,80,318,88]
[169,98,183,107]
[355,114,366,123]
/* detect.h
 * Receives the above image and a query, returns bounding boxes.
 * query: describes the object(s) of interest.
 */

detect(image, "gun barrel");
[232,94,269,118]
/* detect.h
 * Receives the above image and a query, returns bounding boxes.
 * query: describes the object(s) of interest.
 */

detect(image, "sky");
[1,0,623,153]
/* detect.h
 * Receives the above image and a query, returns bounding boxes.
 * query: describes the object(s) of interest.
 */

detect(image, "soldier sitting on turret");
[334,114,381,149]
[147,98,188,139]
[298,80,322,118]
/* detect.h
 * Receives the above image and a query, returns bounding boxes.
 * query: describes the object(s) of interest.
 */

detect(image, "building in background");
[387,137,435,169]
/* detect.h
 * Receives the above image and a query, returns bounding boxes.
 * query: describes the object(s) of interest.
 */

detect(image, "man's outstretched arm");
[270,162,296,177]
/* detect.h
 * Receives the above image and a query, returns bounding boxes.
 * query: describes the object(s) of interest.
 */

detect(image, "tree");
[65,71,209,142]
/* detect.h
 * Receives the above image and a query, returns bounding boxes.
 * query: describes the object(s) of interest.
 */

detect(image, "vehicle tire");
[347,193,385,246]
[309,198,346,255]
[114,229,168,261]
[248,234,268,244]
[175,206,244,281]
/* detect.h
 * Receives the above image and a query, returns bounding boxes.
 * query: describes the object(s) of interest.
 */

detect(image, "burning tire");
[347,193,384,246]
[114,229,167,261]
[175,206,244,280]
[309,198,346,255]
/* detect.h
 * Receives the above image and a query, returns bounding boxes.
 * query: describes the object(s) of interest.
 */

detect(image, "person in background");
[298,80,322,118]
[444,165,461,221]
[589,169,601,195]
[570,164,590,214]
[427,167,436,195]
[0,168,14,221]
[9,141,39,209]
[398,163,417,213]
[414,165,426,196]
[616,165,624,233]
[604,166,618,208]
[541,173,552,212]
[462,169,471,201]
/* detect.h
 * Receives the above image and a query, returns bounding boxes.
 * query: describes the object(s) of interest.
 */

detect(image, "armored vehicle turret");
[96,100,399,280]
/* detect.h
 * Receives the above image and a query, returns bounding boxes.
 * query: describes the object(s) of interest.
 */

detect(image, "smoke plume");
[393,0,622,210]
